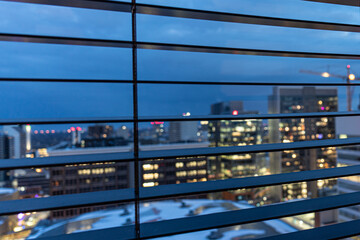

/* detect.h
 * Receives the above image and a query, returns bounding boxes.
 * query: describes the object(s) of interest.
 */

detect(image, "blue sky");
[0,0,359,121]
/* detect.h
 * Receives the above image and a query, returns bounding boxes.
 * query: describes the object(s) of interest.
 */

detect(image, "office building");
[169,121,198,143]
[336,116,360,222]
[88,125,114,139]
[43,146,131,219]
[208,101,265,201]
[269,87,338,201]
[44,140,209,219]
[140,142,209,187]
[3,126,27,159]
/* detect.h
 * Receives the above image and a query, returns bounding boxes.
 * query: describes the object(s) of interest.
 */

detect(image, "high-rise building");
[268,87,338,201]
[117,125,130,140]
[0,133,12,187]
[208,101,265,201]
[0,133,12,160]
[25,124,31,152]
[71,127,82,146]
[3,126,26,159]
[169,121,198,143]
[336,116,360,222]
[139,122,167,145]
[0,126,27,187]
[88,125,114,139]
[211,101,244,115]
[13,169,50,199]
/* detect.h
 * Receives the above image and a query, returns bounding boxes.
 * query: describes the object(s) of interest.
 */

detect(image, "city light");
[17,213,25,220]
[13,226,24,232]
[151,122,164,125]
[232,110,238,115]
[321,72,330,78]
[349,74,356,81]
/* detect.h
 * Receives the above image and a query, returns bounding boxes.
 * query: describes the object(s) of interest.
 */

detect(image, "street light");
[321,72,330,78]
[349,74,356,81]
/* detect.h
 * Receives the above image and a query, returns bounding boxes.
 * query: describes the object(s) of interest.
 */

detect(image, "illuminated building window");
[176,162,184,168]
[78,169,91,175]
[197,170,207,175]
[143,182,159,187]
[92,168,104,175]
[143,164,159,171]
[104,167,116,174]
[176,171,187,177]
[186,161,197,168]
[197,161,206,167]
[143,173,159,180]
[188,170,197,176]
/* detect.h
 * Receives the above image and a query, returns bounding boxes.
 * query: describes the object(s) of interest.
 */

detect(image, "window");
[0,1,360,240]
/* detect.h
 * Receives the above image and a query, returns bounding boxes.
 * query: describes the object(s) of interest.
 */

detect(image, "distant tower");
[169,114,198,143]
[3,126,26,159]
[77,127,82,144]
[71,127,76,146]
[71,127,82,146]
[208,101,264,178]
[25,124,31,152]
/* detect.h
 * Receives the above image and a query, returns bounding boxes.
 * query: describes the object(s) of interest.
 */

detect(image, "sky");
[0,0,359,122]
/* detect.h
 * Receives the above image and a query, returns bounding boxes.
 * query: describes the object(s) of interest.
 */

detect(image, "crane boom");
[300,66,359,111]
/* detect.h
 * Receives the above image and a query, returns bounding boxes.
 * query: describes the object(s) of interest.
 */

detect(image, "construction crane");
[300,65,359,111]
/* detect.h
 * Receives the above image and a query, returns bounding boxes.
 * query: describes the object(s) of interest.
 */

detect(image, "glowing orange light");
[349,74,356,81]
[232,110,238,115]
[321,72,330,78]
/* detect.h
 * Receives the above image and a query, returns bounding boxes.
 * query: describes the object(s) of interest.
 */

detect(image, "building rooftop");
[28,199,296,239]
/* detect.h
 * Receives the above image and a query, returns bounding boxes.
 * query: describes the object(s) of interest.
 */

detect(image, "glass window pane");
[0,42,132,80]
[138,0,360,25]
[0,82,132,120]
[0,2,131,40]
[138,15,360,54]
